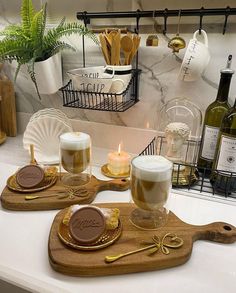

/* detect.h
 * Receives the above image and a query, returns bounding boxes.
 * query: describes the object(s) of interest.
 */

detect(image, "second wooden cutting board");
[48,203,236,277]
[1,175,129,211]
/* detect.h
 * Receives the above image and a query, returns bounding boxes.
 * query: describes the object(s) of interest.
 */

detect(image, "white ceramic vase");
[34,52,62,94]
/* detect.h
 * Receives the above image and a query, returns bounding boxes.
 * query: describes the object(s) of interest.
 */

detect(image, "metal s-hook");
[136,9,141,33]
[223,6,230,34]
[153,10,158,33]
[199,6,204,34]
[163,8,168,35]
[83,11,90,26]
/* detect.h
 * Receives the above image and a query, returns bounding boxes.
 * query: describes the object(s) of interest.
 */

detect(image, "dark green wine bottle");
[211,97,236,194]
[197,55,234,174]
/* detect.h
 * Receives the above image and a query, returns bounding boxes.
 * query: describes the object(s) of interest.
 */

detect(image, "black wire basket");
[139,136,236,201]
[60,69,141,112]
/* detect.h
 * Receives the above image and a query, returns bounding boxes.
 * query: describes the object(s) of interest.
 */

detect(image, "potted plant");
[0,0,97,98]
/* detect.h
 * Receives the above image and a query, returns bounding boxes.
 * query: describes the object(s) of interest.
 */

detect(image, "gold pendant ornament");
[146,35,159,46]
[168,34,186,53]
[146,10,159,47]
[168,9,186,53]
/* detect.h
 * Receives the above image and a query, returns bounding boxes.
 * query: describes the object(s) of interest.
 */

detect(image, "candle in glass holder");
[107,144,131,175]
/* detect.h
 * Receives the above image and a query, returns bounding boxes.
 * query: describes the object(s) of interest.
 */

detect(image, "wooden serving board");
[1,175,129,211]
[48,203,236,277]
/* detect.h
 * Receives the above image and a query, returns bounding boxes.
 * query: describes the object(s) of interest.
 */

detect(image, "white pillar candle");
[107,145,131,175]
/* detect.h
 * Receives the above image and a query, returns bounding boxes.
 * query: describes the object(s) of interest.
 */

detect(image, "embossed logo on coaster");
[16,165,44,188]
[69,207,106,244]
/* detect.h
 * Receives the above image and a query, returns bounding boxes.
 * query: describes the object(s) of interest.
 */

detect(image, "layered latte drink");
[60,132,91,186]
[130,155,173,229]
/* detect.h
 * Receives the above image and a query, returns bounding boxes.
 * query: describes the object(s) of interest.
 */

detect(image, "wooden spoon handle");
[99,33,110,65]
[111,35,116,65]
[129,36,141,64]
[192,222,236,244]
[97,178,130,192]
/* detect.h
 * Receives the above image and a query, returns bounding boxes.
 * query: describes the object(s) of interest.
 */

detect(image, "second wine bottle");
[197,55,234,174]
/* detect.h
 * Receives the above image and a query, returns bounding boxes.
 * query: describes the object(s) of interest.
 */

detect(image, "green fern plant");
[0,0,98,98]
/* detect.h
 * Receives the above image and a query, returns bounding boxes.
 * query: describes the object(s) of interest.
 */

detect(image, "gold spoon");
[30,144,36,164]
[24,188,89,200]
[25,193,69,200]
[105,242,159,263]
[105,233,184,263]
[120,35,133,65]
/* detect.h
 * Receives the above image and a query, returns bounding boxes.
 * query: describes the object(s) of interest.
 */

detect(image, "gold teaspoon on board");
[105,233,184,263]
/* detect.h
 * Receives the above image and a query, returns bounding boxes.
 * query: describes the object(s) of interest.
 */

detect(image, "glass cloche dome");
[156,97,202,165]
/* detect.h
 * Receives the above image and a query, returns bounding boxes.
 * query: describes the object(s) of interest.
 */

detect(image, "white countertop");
[0,134,236,293]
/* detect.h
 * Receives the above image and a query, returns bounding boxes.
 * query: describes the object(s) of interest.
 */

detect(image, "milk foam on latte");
[60,132,90,150]
[60,132,91,174]
[131,155,173,211]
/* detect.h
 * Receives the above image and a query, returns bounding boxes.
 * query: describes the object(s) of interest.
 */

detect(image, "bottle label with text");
[216,135,236,174]
[201,125,219,160]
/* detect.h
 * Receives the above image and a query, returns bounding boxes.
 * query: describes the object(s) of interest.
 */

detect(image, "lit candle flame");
[118,143,121,155]
[146,121,150,129]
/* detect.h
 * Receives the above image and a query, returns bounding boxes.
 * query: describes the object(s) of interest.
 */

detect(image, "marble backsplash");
[1,0,236,131]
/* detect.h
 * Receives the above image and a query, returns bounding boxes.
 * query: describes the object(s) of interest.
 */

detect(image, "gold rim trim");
[58,219,122,251]
[101,164,130,179]
[7,174,57,193]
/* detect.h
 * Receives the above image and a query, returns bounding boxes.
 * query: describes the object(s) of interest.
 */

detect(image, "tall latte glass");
[59,132,91,187]
[130,155,173,230]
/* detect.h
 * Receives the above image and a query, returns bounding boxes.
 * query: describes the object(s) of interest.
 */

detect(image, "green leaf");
[56,17,66,30]
[21,0,35,36]
[49,41,76,57]
[0,39,32,63]
[0,25,23,38]
[30,4,46,54]
[44,22,99,45]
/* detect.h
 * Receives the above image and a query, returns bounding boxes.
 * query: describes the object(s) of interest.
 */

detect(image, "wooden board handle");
[192,222,236,244]
[96,178,130,192]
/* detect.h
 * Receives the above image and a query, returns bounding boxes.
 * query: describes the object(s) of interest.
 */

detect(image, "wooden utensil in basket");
[99,30,140,65]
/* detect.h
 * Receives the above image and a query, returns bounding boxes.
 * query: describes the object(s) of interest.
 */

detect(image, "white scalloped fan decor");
[23,109,73,164]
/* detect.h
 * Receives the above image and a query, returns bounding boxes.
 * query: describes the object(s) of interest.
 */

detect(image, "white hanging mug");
[178,30,210,82]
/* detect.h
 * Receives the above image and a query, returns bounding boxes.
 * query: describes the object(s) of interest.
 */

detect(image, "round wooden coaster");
[101,164,130,179]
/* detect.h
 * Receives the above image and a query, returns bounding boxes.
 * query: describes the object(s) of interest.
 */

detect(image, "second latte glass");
[130,155,173,230]
[59,132,91,187]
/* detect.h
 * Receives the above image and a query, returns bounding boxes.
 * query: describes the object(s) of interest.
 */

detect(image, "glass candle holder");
[59,132,91,187]
[130,155,173,230]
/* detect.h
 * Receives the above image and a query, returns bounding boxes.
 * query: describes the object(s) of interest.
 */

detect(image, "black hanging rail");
[77,7,236,21]
[78,7,236,69]
[77,7,236,36]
